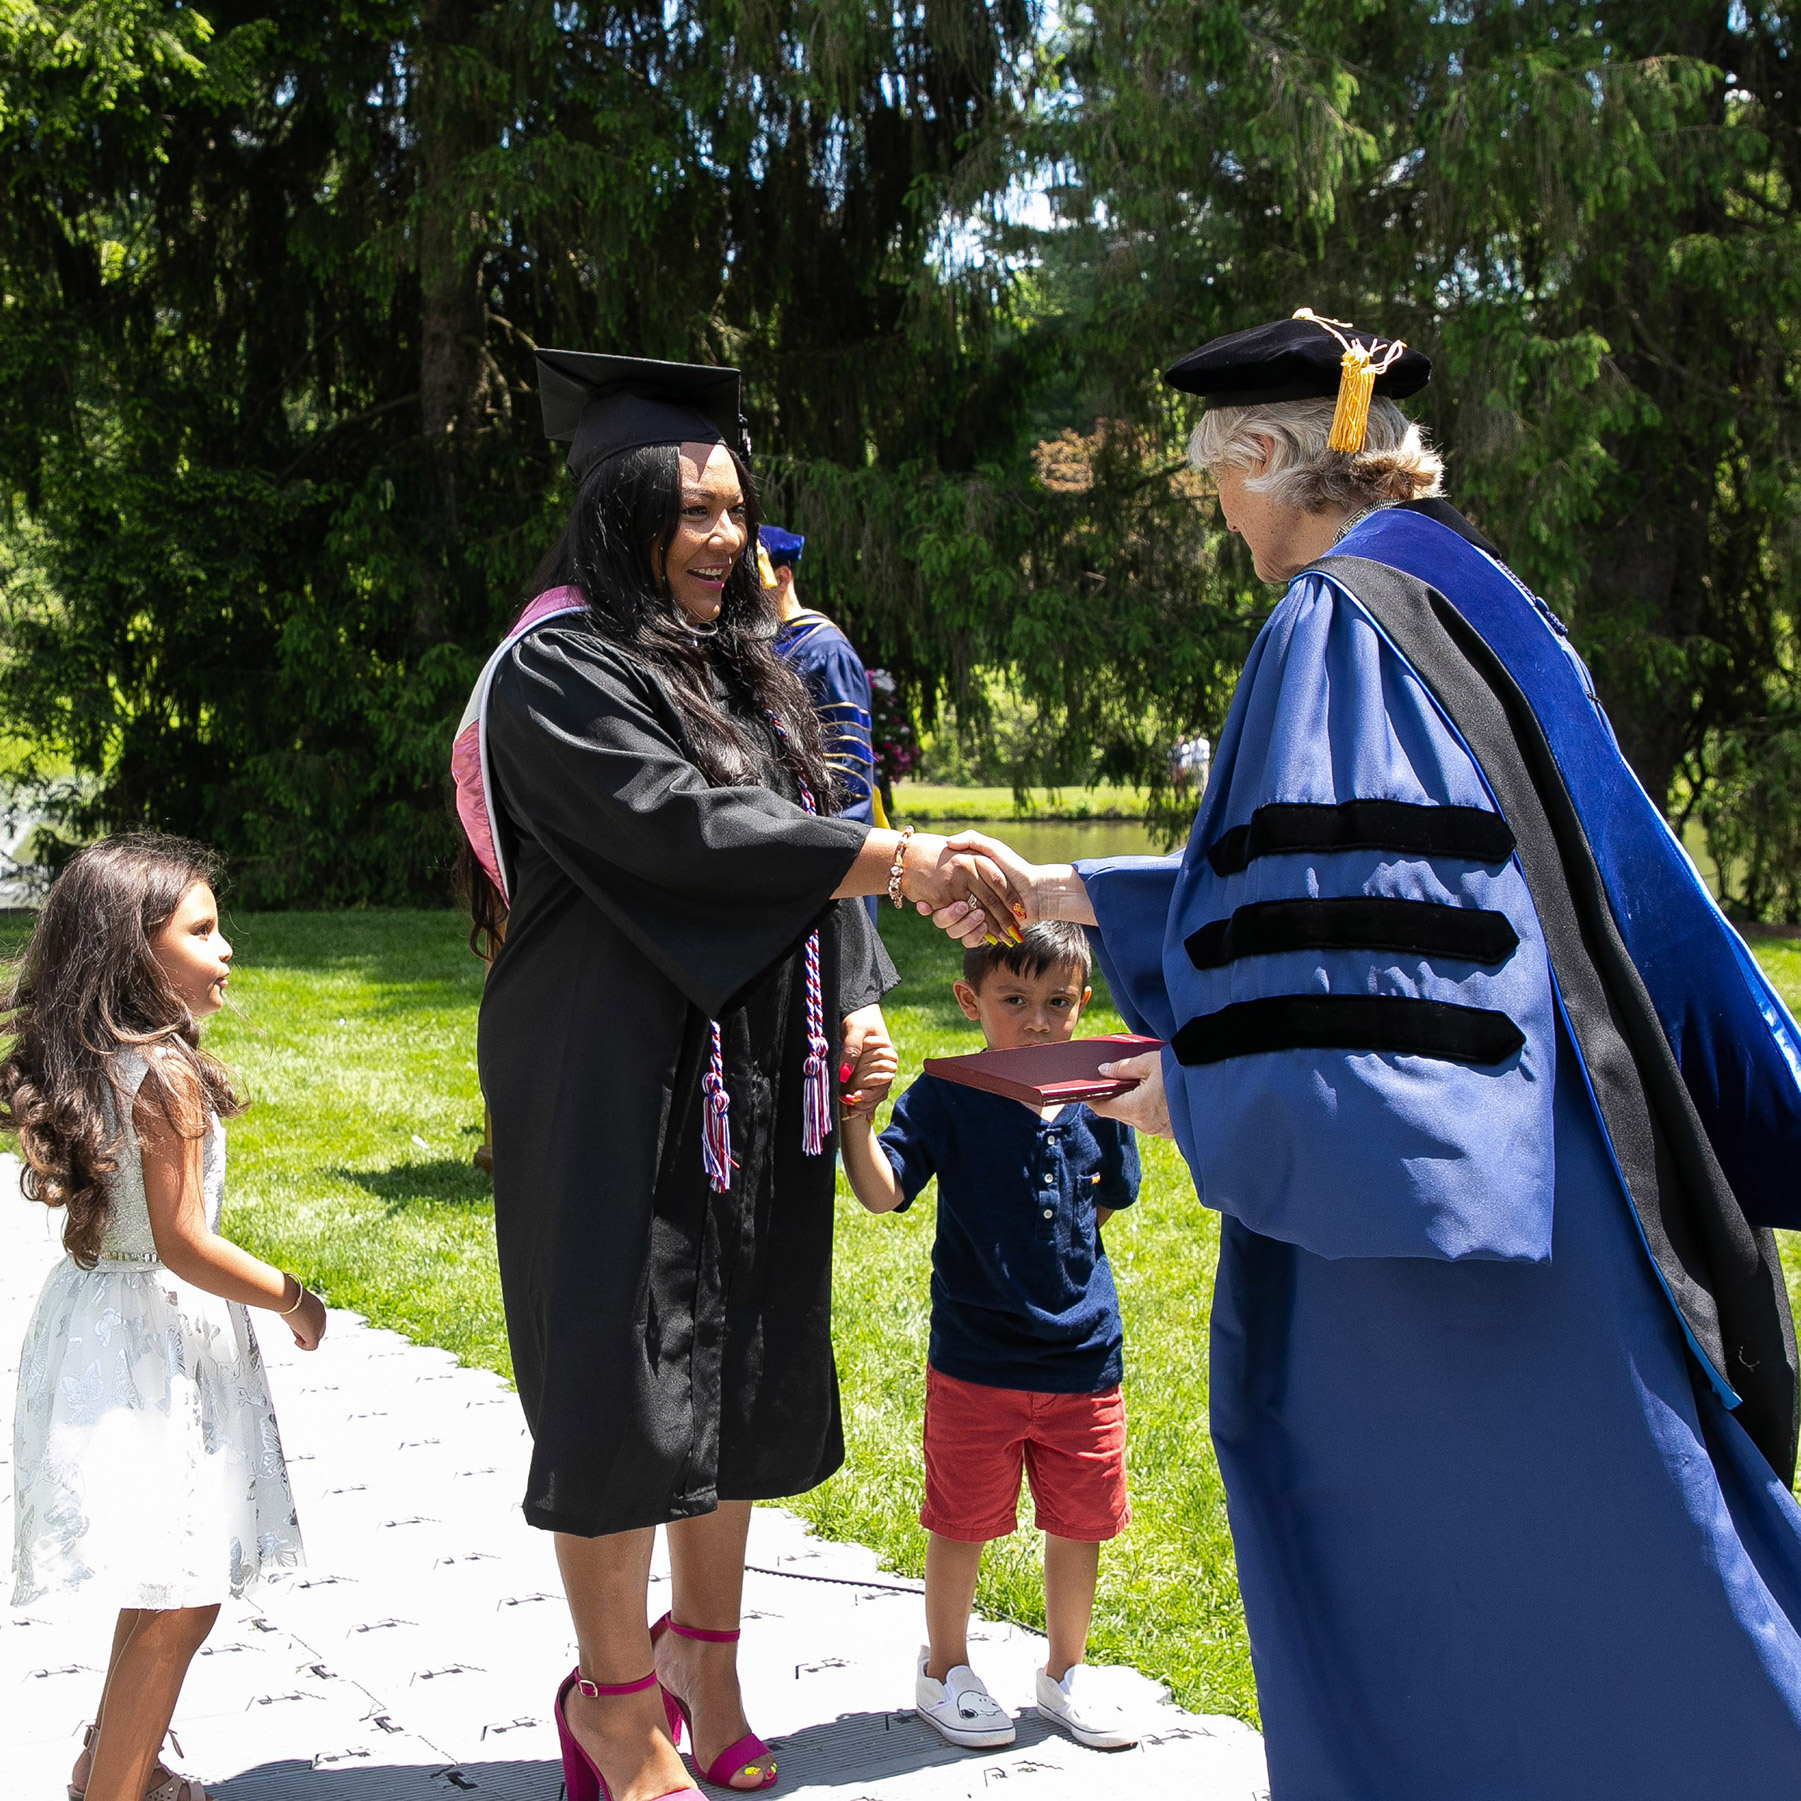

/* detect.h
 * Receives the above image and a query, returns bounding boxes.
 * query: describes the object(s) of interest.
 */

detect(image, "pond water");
[919,818,1175,865]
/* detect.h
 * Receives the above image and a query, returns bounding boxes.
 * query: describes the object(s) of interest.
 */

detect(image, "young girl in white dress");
[4,835,326,1801]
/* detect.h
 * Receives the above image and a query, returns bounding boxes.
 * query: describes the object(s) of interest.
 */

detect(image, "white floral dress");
[11,1049,303,1607]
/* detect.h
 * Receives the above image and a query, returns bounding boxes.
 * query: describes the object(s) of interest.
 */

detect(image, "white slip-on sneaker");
[914,1645,1017,1748]
[1035,1663,1140,1749]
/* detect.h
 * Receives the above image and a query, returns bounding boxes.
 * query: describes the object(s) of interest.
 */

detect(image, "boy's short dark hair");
[961,919,1093,991]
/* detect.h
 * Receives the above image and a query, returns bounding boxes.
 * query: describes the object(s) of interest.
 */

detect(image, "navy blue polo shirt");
[879,1073,1140,1394]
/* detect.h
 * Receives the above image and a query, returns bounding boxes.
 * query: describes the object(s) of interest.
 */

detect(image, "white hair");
[1187,396,1444,513]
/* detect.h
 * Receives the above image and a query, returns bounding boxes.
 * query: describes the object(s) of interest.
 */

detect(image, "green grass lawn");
[132,907,1801,1728]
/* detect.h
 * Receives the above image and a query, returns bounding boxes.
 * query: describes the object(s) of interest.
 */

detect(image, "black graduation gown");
[477,623,894,1536]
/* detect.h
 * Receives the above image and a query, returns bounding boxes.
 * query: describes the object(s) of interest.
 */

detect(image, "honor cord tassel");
[703,1019,734,1192]
[800,932,832,1156]
[763,709,834,1158]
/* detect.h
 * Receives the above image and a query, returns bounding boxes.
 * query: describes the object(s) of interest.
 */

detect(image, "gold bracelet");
[279,1275,308,1316]
[887,826,916,909]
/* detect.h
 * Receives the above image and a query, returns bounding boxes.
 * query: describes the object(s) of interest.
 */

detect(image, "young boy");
[840,921,1141,1751]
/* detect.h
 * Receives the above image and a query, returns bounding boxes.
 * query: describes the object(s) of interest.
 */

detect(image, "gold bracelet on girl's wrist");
[279,1275,308,1316]
[887,826,916,909]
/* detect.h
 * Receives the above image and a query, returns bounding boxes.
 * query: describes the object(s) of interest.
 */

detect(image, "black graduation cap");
[1163,312,1431,408]
[536,349,745,478]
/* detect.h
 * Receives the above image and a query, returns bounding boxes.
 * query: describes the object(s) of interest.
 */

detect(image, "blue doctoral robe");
[1081,508,1801,1797]
[774,610,876,825]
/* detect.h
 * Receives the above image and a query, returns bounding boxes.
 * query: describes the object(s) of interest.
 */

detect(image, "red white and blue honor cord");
[701,1019,734,1191]
[702,713,833,1192]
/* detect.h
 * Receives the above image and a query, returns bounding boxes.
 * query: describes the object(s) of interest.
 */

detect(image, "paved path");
[3,1160,1268,1800]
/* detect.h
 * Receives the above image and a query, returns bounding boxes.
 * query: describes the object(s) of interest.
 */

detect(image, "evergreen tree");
[6,1,1801,915]
[0,0,1033,901]
[1009,0,1801,907]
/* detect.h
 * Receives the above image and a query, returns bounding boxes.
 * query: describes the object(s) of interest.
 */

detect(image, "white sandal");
[141,1771,207,1801]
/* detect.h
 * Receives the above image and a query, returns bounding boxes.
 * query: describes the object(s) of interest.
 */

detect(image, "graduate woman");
[452,351,1021,1801]
[929,315,1801,1798]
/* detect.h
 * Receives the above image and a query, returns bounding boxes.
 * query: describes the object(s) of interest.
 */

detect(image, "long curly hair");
[463,440,836,952]
[0,833,244,1266]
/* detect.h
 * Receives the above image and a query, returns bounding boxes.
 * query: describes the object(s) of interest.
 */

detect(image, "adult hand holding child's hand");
[839,1004,899,1118]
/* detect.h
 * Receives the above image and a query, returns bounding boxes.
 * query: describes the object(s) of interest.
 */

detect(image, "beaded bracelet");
[887,826,916,909]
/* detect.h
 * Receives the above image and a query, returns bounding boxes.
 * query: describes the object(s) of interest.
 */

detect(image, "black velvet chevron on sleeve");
[1171,995,1526,1068]
[1317,549,1798,1480]
[1206,799,1516,878]
[1186,897,1519,971]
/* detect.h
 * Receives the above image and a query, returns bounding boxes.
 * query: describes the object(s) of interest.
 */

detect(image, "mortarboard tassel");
[1293,307,1408,456]
[1326,343,1376,454]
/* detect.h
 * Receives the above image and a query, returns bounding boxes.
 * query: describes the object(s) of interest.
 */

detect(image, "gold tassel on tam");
[1293,307,1408,455]
[1326,343,1376,453]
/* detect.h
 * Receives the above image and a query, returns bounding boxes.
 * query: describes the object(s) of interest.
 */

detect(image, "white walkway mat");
[3,1161,1267,1799]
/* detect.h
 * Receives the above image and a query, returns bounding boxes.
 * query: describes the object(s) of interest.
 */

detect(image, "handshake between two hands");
[837,832,1173,1140]
[899,828,1054,950]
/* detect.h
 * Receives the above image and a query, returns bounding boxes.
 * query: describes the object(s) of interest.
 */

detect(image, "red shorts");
[920,1366,1130,1544]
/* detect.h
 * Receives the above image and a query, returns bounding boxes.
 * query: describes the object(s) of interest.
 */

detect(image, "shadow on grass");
[335,1158,493,1208]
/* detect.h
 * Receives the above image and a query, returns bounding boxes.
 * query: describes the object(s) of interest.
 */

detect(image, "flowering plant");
[866,668,919,786]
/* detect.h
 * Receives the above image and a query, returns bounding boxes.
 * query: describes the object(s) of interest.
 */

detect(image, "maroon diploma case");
[922,1034,1166,1106]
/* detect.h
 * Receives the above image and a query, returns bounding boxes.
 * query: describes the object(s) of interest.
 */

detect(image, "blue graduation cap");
[759,525,806,568]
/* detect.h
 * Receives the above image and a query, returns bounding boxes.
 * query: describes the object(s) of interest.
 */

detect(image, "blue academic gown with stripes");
[1081,508,1801,1798]
[778,608,878,924]
[774,610,876,825]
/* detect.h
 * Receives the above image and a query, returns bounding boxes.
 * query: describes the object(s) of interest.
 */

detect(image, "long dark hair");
[463,441,836,952]
[0,833,244,1266]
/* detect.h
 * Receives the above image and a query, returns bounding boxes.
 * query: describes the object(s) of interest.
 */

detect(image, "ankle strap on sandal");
[666,1618,742,1644]
[575,1669,661,1698]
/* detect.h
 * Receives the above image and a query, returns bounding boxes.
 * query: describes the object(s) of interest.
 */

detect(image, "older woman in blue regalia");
[931,313,1801,1799]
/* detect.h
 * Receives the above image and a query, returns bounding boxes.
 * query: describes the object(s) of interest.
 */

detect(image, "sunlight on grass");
[208,912,505,1371]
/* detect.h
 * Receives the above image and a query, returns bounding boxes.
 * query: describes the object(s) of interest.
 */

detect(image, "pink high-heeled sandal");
[650,1614,778,1790]
[554,1667,700,1801]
